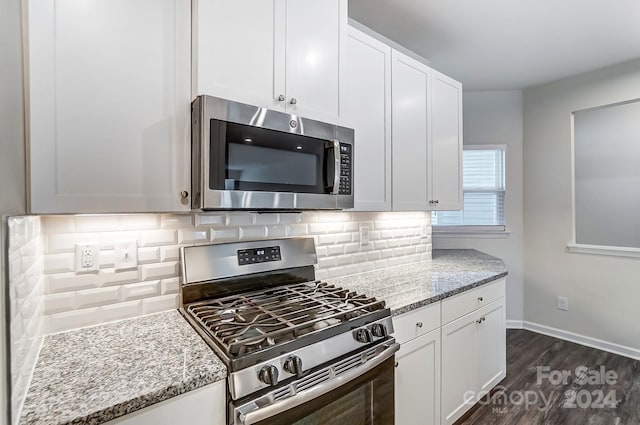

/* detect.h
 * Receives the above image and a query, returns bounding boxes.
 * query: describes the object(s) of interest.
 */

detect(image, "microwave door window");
[223,122,328,194]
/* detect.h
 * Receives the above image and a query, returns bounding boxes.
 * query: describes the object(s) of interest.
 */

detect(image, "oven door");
[232,340,399,425]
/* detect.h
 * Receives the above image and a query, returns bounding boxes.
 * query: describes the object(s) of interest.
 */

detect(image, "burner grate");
[186,281,386,357]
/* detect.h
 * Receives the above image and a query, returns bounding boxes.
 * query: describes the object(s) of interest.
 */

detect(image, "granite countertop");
[328,249,508,315]
[19,310,227,425]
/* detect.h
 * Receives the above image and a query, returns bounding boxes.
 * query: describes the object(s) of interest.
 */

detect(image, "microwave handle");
[331,140,341,195]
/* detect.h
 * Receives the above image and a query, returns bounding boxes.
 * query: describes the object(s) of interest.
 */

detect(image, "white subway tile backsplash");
[160,246,180,262]
[161,277,180,295]
[99,269,140,286]
[210,227,240,242]
[139,229,177,247]
[178,229,209,245]
[44,253,75,274]
[142,294,179,315]
[195,213,226,227]
[47,307,103,334]
[48,274,99,293]
[76,287,120,309]
[266,225,287,239]
[138,247,161,264]
[141,262,178,281]
[161,214,193,228]
[101,300,142,323]
[286,223,308,237]
[20,211,430,345]
[44,293,76,315]
[122,281,160,301]
[239,226,267,240]
[42,216,75,234]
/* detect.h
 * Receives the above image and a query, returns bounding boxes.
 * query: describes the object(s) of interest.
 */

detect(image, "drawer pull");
[476,317,486,324]
[416,322,423,328]
[395,361,399,368]
[478,297,484,302]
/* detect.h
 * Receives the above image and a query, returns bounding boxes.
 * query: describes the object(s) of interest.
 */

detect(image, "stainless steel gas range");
[179,237,399,425]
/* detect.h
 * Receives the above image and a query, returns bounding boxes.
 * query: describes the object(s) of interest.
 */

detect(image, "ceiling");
[348,0,640,90]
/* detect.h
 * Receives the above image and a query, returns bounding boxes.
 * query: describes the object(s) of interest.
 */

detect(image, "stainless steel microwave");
[191,95,354,210]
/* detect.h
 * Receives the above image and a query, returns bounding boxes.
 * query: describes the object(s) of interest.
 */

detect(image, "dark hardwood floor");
[459,330,640,425]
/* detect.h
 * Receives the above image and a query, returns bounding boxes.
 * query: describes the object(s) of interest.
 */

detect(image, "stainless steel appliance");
[180,238,398,425]
[191,95,354,210]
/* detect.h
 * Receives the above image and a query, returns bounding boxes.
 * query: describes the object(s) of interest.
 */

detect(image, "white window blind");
[432,146,506,229]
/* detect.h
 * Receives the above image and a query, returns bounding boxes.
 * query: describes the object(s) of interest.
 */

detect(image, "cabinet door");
[342,28,392,211]
[193,0,280,109]
[429,70,463,211]
[284,0,346,124]
[104,382,225,425]
[395,329,440,425]
[475,299,506,395]
[391,50,430,211]
[441,312,477,425]
[27,0,191,213]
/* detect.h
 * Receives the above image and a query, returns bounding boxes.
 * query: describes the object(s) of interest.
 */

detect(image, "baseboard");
[522,321,640,361]
[506,320,524,329]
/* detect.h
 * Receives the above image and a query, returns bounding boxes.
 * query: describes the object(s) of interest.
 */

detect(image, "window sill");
[566,243,640,258]
[432,227,511,239]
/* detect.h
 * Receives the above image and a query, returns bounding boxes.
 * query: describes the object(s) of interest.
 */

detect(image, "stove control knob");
[370,323,388,338]
[258,365,279,386]
[283,356,303,377]
[353,328,374,344]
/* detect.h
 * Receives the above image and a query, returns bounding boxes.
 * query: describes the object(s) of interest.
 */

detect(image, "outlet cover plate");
[557,296,569,311]
[75,243,100,273]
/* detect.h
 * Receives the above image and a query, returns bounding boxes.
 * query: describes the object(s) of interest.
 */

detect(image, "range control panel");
[237,246,282,265]
[339,143,352,195]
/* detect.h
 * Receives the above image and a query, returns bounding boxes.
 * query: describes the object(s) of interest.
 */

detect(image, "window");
[432,146,506,232]
[569,99,640,257]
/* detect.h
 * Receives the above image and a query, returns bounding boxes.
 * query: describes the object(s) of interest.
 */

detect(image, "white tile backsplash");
[8,216,44,425]
[11,211,431,340]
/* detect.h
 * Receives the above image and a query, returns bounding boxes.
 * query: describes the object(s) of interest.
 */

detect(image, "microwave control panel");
[339,143,352,195]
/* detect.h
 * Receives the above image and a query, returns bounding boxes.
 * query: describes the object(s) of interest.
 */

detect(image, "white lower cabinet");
[395,328,441,425]
[441,298,506,425]
[104,381,226,425]
[393,279,506,425]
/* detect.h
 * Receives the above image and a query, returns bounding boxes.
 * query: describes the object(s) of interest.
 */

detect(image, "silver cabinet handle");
[416,322,423,328]
[289,97,297,105]
[277,94,285,102]
[180,190,189,199]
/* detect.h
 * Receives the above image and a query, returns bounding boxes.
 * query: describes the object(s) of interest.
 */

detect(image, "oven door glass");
[251,358,395,425]
[210,120,337,194]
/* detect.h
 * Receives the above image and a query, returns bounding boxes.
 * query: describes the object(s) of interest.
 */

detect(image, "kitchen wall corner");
[7,216,44,425]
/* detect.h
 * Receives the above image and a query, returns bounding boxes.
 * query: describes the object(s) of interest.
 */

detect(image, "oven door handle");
[239,342,400,425]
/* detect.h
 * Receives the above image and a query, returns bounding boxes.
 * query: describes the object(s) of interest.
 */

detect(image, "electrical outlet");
[115,239,138,271]
[359,224,370,247]
[557,296,569,311]
[75,243,100,273]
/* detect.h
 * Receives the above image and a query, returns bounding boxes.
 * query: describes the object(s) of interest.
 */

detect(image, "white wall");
[1,0,27,421]
[434,90,524,322]
[523,58,640,350]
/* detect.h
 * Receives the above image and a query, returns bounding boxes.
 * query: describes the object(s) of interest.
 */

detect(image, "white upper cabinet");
[429,70,463,211]
[391,50,430,211]
[342,27,392,211]
[27,0,191,213]
[192,0,278,109]
[193,0,346,124]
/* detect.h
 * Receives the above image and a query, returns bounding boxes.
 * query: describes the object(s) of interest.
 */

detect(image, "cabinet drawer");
[393,302,441,344]
[441,279,505,325]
